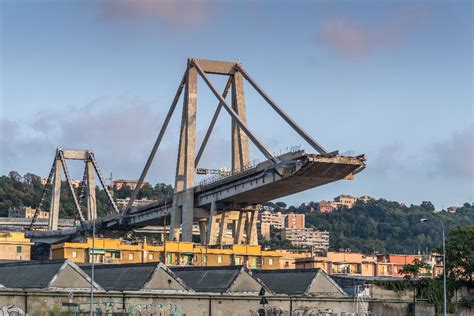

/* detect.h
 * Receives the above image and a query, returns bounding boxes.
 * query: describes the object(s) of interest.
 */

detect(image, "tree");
[8,171,21,182]
[275,201,287,209]
[399,258,432,302]
[399,258,431,279]
[445,225,474,281]
[420,201,435,212]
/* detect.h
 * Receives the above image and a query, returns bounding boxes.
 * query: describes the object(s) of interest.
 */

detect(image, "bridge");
[26,58,366,245]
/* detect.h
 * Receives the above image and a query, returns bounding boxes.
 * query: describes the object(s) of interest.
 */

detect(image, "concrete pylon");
[217,211,227,245]
[231,70,250,172]
[206,201,218,245]
[170,63,197,242]
[198,220,207,244]
[246,208,259,245]
[39,148,118,231]
[86,159,96,221]
[48,156,62,231]
[234,210,247,244]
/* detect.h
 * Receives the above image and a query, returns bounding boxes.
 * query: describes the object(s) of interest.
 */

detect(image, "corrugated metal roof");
[0,260,66,289]
[253,269,320,295]
[171,266,242,293]
[81,263,157,291]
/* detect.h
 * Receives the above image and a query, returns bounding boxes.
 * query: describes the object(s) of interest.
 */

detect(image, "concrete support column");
[198,220,207,245]
[231,71,250,172]
[48,158,62,231]
[86,160,96,221]
[247,208,259,245]
[170,65,197,242]
[169,205,182,241]
[234,210,246,245]
[218,211,227,245]
[207,201,218,245]
[181,66,197,242]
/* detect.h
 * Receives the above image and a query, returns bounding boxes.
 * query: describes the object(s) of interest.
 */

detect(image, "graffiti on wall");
[75,301,181,316]
[126,302,179,315]
[0,305,26,316]
[249,307,345,316]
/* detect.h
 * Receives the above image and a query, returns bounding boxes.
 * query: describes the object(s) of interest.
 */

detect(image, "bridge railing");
[196,161,258,189]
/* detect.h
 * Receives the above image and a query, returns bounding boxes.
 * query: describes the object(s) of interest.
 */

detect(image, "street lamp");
[81,193,96,316]
[420,218,446,316]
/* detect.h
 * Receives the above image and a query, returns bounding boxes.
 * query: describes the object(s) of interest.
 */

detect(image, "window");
[16,246,22,254]
[217,256,222,264]
[268,258,273,266]
[203,255,208,263]
[128,253,134,260]
[110,252,120,259]
[148,253,154,260]
[72,251,78,258]
[235,257,241,265]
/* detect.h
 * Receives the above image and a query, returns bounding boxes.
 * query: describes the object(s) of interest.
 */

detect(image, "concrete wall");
[0,290,439,315]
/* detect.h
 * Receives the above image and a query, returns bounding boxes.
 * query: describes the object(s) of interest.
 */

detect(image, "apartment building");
[295,252,439,278]
[333,195,357,208]
[115,197,157,210]
[8,206,49,219]
[112,179,150,190]
[282,228,329,249]
[318,195,364,213]
[0,230,33,260]
[318,201,335,213]
[259,211,305,240]
[51,238,281,269]
[285,213,305,229]
[259,211,286,228]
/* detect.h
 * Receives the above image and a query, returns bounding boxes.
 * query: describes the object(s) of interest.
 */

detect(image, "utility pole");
[442,223,447,316]
[420,218,447,316]
[90,216,95,316]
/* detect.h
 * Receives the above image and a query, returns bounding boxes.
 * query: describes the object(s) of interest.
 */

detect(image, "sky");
[0,0,472,209]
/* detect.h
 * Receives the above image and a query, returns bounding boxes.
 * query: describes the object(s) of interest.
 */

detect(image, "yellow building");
[296,251,377,277]
[277,250,311,269]
[8,206,49,219]
[51,238,281,269]
[0,231,33,260]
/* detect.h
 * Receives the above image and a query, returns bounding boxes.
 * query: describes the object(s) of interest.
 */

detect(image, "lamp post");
[81,193,96,316]
[421,218,446,316]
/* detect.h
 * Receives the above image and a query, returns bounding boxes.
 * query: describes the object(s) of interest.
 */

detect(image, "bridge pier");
[198,220,207,244]
[206,201,217,245]
[86,160,97,221]
[234,210,246,244]
[48,155,62,231]
[246,208,258,245]
[170,63,198,243]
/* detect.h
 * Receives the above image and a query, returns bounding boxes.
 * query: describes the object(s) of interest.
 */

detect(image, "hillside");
[292,199,474,253]
[1,171,473,254]
[0,171,172,218]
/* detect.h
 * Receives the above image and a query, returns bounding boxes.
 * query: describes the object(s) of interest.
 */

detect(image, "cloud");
[1,96,170,181]
[431,125,474,180]
[96,0,219,29]
[370,143,403,174]
[319,4,430,60]
[0,95,236,185]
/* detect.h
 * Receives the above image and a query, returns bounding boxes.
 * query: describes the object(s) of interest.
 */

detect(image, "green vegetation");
[258,226,294,249]
[276,199,473,254]
[346,225,474,313]
[445,225,474,281]
[400,258,432,279]
[0,171,172,218]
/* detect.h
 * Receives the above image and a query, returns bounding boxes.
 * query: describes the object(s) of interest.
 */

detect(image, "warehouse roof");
[0,259,101,290]
[254,269,346,297]
[82,262,189,292]
[171,266,264,293]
